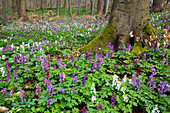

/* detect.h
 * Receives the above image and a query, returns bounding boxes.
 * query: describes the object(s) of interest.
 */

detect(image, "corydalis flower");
[59,72,65,82]
[134,59,138,67]
[161,57,166,64]
[82,75,86,86]
[46,71,50,78]
[132,74,136,86]
[5,61,9,71]
[111,94,117,106]
[143,53,146,61]
[158,81,169,97]
[108,42,114,49]
[59,87,65,94]
[19,89,26,101]
[150,66,156,75]
[136,79,141,90]
[6,74,10,83]
[127,44,131,51]
[46,99,52,108]
[71,58,74,67]
[1,88,6,96]
[47,82,53,98]
[13,69,18,79]
[36,85,41,97]
[96,104,103,111]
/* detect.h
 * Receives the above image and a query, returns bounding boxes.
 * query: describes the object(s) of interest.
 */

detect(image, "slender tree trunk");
[49,0,52,7]
[91,0,95,15]
[84,0,88,11]
[97,0,103,14]
[12,0,15,17]
[69,0,72,20]
[56,0,59,16]
[103,0,109,14]
[64,0,67,9]
[79,0,157,53]
[34,0,37,14]
[95,0,98,7]
[16,0,21,18]
[151,0,165,12]
[78,0,80,15]
[21,0,27,20]
[2,0,6,12]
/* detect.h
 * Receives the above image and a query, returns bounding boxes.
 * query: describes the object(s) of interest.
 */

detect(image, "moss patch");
[143,22,158,36]
[79,23,117,53]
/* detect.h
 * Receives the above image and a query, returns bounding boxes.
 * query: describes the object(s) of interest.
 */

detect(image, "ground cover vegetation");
[0,4,170,113]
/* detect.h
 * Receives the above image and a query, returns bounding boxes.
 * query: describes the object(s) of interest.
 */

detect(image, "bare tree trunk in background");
[2,0,6,12]
[21,0,27,20]
[84,0,88,11]
[95,0,97,7]
[151,0,165,12]
[12,0,15,17]
[103,0,109,14]
[49,0,52,7]
[78,0,80,15]
[43,0,47,10]
[69,0,72,20]
[56,0,59,16]
[91,0,95,15]
[34,0,37,14]
[97,0,103,14]
[64,0,67,9]
[16,0,21,18]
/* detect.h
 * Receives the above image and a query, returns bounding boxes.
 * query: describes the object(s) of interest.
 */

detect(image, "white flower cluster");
[91,83,96,103]
[0,67,5,77]
[1,55,6,60]
[112,74,129,103]
[151,105,160,113]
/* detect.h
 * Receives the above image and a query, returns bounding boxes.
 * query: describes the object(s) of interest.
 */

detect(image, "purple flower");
[52,65,56,69]
[26,55,29,61]
[10,88,14,96]
[123,46,126,53]
[151,82,157,90]
[136,79,141,90]
[6,74,10,83]
[162,48,166,56]
[96,62,100,71]
[59,72,65,82]
[46,71,50,78]
[41,56,50,72]
[59,87,65,94]
[143,53,146,61]
[5,61,9,71]
[106,50,109,58]
[111,94,117,106]
[150,66,156,75]
[43,77,46,84]
[14,56,18,64]
[109,50,114,58]
[90,63,94,72]
[71,88,75,94]
[114,65,117,69]
[80,107,86,113]
[13,69,18,79]
[132,75,136,86]
[71,58,74,67]
[100,58,103,64]
[25,66,29,72]
[19,89,26,101]
[47,82,53,98]
[34,55,36,60]
[158,81,169,97]
[21,55,25,67]
[127,44,131,51]
[72,71,75,77]
[88,60,92,64]
[82,75,86,86]
[73,77,77,83]
[96,104,103,111]
[36,85,41,97]
[108,42,114,49]
[1,88,6,96]
[95,53,99,59]
[161,57,166,64]
[134,59,138,67]
[77,66,80,70]
[46,99,52,108]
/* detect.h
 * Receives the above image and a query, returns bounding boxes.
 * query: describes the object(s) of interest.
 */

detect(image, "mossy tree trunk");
[79,0,157,53]
[151,0,165,13]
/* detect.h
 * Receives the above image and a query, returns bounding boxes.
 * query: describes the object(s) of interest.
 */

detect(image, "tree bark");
[69,0,72,20]
[34,0,37,14]
[151,0,165,12]
[95,0,98,7]
[97,0,103,14]
[103,0,109,14]
[2,0,6,12]
[79,0,157,53]
[49,0,52,7]
[64,0,67,9]
[12,0,15,17]
[56,0,59,16]
[91,0,95,15]
[21,0,27,20]
[84,0,88,11]
[78,0,80,15]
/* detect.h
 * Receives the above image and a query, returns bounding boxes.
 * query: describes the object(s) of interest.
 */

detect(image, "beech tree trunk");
[79,0,157,53]
[97,0,103,14]
[84,0,88,11]
[78,0,80,15]
[34,0,37,14]
[49,0,52,7]
[103,0,109,14]
[69,0,72,20]
[95,0,98,7]
[21,0,27,20]
[64,0,67,9]
[56,0,59,16]
[91,0,95,15]
[151,0,165,12]
[12,0,15,17]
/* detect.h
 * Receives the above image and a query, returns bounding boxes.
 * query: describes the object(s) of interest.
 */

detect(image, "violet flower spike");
[46,99,52,108]
[161,57,166,64]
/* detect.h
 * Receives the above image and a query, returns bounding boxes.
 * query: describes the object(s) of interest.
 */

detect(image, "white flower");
[0,67,5,77]
[115,81,121,90]
[123,94,128,103]
[17,108,21,112]
[121,87,125,94]
[91,95,96,103]
[91,83,96,95]
[2,55,6,60]
[112,74,118,87]
[128,79,132,84]
[106,81,109,86]
[151,105,160,113]
[122,75,127,83]
[16,47,19,51]
[0,47,3,51]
